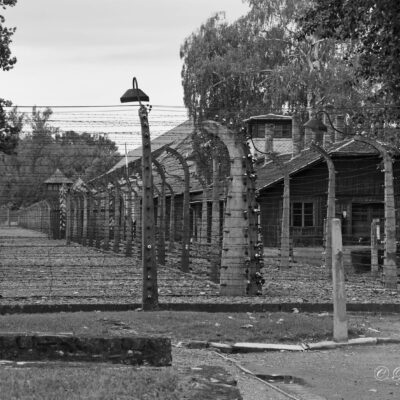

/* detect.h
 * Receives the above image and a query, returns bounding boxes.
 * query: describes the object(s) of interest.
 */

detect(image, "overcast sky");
[0,0,249,107]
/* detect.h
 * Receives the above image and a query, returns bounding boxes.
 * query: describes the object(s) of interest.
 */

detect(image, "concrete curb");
[2,302,400,314]
[183,336,400,353]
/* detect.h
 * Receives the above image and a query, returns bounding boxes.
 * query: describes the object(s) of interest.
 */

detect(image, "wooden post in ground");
[331,218,348,342]
[371,218,380,278]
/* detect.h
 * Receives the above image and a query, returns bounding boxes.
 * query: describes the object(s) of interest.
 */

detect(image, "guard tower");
[244,114,293,158]
[44,169,73,194]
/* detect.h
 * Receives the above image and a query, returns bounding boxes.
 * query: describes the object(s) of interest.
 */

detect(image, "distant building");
[244,114,293,157]
[44,168,73,193]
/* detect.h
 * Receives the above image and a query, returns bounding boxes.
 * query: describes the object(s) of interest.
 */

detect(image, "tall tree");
[0,0,16,71]
[0,107,120,208]
[0,0,18,155]
[180,0,364,124]
[299,0,400,107]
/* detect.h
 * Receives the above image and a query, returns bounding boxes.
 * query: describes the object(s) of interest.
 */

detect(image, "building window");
[251,122,292,138]
[292,202,314,227]
[273,123,292,139]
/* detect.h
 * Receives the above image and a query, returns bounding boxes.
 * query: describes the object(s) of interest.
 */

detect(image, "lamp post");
[121,77,158,310]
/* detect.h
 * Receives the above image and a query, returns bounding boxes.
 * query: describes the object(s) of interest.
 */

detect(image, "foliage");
[0,1,18,155]
[181,13,263,126]
[0,101,22,154]
[297,0,400,138]
[0,0,17,72]
[0,107,120,207]
[181,0,363,180]
[298,0,400,108]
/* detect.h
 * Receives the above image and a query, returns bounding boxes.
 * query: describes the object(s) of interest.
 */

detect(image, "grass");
[0,310,380,343]
[0,365,181,400]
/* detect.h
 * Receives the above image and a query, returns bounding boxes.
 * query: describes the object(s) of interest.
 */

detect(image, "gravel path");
[172,347,290,400]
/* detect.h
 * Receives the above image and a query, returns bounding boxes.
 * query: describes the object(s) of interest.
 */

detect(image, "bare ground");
[0,227,399,306]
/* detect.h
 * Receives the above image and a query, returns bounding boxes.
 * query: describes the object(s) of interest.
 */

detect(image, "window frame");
[291,201,315,228]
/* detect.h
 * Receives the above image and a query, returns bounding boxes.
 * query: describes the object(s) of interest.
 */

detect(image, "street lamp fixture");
[120,77,150,103]
[120,76,158,310]
[304,110,344,135]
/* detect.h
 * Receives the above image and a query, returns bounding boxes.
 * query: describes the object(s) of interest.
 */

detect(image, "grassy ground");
[0,365,180,400]
[0,310,397,343]
[0,311,398,400]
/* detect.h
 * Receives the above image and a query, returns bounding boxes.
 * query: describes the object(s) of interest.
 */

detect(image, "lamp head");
[120,77,149,103]
[304,117,327,132]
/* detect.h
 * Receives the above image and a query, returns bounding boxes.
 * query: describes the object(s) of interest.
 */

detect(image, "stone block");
[0,333,171,366]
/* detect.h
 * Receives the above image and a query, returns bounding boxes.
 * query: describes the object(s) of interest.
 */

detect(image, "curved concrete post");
[153,158,166,265]
[59,184,68,240]
[165,182,175,251]
[202,121,261,296]
[354,136,398,289]
[87,192,95,247]
[210,155,221,282]
[94,194,102,249]
[82,192,88,246]
[123,178,134,257]
[98,181,111,251]
[76,193,84,244]
[71,193,79,243]
[133,180,142,259]
[112,179,122,253]
[192,173,209,245]
[311,142,336,275]
[164,146,191,272]
[267,152,291,269]
[65,188,72,245]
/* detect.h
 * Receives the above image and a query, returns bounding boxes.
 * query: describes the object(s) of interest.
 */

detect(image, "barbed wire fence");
[1,104,399,307]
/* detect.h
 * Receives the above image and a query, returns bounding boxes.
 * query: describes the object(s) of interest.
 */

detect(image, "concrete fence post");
[371,218,380,278]
[331,218,348,342]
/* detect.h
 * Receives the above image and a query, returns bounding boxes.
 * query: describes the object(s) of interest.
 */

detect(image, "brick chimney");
[264,123,274,153]
[323,113,334,147]
[292,114,302,156]
[334,115,345,142]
